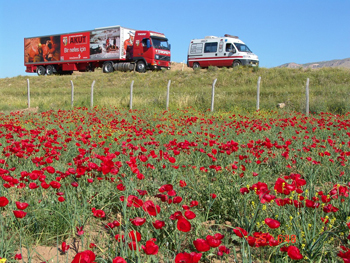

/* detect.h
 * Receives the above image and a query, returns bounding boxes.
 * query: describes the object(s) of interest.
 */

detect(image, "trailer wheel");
[46,65,54,75]
[233,60,242,67]
[103,62,114,73]
[136,61,146,73]
[37,66,46,76]
[192,62,200,70]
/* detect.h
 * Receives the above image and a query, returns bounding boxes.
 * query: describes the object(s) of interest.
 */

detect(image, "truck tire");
[37,66,46,76]
[233,60,242,67]
[103,62,114,73]
[136,61,146,73]
[192,62,200,70]
[46,65,54,75]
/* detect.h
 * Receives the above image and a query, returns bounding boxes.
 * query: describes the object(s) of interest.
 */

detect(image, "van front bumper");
[241,59,259,67]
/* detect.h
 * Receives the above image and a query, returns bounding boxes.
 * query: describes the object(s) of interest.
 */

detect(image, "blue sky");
[0,0,349,78]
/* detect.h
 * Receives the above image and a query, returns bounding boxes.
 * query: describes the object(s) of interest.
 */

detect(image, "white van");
[187,34,259,69]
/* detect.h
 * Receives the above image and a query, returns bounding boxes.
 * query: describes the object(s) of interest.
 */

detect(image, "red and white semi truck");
[24,26,171,75]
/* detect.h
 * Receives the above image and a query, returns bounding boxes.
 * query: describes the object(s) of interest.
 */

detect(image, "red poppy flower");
[29,182,39,189]
[129,230,141,242]
[142,200,160,216]
[265,218,280,229]
[46,166,55,174]
[210,193,217,199]
[287,246,303,260]
[76,226,84,235]
[130,217,146,226]
[93,209,105,218]
[14,253,22,260]
[114,234,125,242]
[0,196,9,207]
[179,180,187,187]
[128,241,140,251]
[175,252,192,263]
[13,210,27,218]
[61,241,70,253]
[141,239,159,255]
[184,210,196,220]
[177,217,192,232]
[190,200,199,207]
[71,250,96,263]
[127,195,143,208]
[153,220,165,229]
[206,235,221,247]
[113,257,127,263]
[233,227,248,238]
[193,238,211,252]
[173,196,183,204]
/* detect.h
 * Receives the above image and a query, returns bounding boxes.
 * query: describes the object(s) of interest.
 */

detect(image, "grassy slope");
[0,66,349,114]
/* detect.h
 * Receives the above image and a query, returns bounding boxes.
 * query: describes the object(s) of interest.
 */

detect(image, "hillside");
[277,57,350,69]
[1,67,350,115]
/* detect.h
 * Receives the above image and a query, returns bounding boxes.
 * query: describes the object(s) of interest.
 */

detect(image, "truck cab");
[133,31,171,72]
[187,34,259,69]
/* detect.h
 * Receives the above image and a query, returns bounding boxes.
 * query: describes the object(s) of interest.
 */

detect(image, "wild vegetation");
[0,66,349,114]
[0,66,350,263]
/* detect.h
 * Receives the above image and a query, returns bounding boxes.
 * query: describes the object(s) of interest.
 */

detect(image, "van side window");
[190,43,203,54]
[204,42,218,53]
[226,43,234,52]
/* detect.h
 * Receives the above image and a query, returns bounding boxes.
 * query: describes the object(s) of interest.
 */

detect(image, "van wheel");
[136,61,146,73]
[193,62,200,69]
[46,65,54,75]
[233,60,242,67]
[37,66,46,76]
[103,62,114,73]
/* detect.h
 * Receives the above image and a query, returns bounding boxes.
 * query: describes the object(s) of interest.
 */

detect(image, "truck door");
[223,42,237,67]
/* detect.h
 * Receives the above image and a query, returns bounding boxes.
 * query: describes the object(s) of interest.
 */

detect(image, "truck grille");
[158,55,170,61]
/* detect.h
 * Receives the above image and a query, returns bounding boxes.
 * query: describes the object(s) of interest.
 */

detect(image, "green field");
[0,66,349,114]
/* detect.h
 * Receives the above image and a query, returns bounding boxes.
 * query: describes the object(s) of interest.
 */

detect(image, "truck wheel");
[103,62,114,73]
[46,65,54,75]
[233,60,242,67]
[37,66,46,76]
[192,62,200,70]
[136,61,146,73]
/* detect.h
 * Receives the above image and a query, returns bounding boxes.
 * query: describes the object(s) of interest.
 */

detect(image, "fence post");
[70,80,74,108]
[306,78,310,116]
[130,80,134,110]
[27,79,30,108]
[90,80,95,109]
[166,80,171,110]
[211,78,217,112]
[256,76,261,111]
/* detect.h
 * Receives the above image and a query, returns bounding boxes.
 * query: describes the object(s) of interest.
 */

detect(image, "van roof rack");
[204,36,218,39]
[224,34,239,39]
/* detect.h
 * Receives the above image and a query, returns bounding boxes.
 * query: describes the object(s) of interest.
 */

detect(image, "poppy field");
[0,107,350,263]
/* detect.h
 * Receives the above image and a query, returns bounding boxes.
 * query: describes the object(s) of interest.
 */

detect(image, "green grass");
[0,66,349,114]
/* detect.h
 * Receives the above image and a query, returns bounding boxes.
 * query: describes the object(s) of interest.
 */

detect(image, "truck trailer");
[187,34,258,69]
[24,26,171,75]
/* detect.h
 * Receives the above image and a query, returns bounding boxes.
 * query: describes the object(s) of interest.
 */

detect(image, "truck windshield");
[234,43,252,53]
[151,37,169,50]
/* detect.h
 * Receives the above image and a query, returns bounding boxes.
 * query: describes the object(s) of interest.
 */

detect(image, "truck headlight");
[155,55,160,60]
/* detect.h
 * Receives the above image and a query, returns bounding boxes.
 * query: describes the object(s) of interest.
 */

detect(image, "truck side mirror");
[169,44,171,50]
[146,39,151,48]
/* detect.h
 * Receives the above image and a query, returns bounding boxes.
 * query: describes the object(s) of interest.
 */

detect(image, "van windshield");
[234,43,252,53]
[151,37,170,50]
